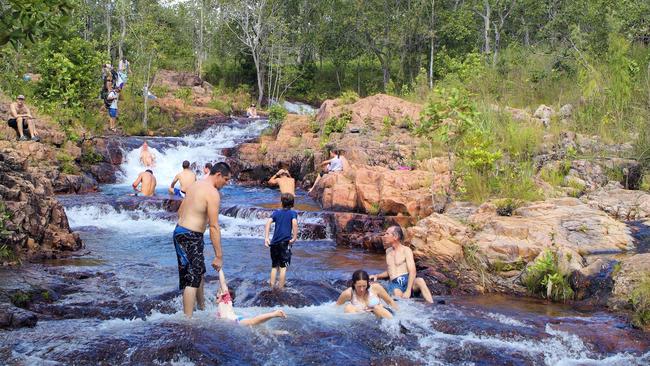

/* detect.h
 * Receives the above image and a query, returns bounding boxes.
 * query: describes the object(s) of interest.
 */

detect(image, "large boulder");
[407,213,468,262]
[609,253,650,329]
[330,212,416,251]
[469,198,633,266]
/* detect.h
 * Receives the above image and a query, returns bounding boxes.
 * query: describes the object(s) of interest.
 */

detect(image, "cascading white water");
[116,120,268,187]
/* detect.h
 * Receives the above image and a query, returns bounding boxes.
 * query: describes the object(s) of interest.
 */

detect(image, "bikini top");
[351,288,380,309]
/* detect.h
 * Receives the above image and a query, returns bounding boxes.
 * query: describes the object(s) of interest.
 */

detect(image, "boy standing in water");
[264,193,298,289]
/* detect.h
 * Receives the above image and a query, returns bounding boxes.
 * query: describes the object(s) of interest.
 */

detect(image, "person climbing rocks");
[139,141,156,167]
[308,149,347,194]
[106,86,120,132]
[7,95,39,142]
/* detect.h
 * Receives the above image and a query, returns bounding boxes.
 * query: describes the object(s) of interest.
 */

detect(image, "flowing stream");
[1,119,649,365]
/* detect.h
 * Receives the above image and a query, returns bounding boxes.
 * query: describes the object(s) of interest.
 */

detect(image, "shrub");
[268,103,288,128]
[174,87,193,105]
[80,149,104,166]
[523,250,574,302]
[367,202,381,215]
[0,201,12,240]
[381,116,393,137]
[56,152,79,174]
[495,198,522,216]
[208,98,233,115]
[11,291,31,308]
[323,111,351,138]
[338,90,359,104]
[630,276,650,328]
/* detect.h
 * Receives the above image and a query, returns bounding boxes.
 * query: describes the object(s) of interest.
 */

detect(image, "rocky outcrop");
[609,253,650,330]
[582,185,650,221]
[0,150,82,261]
[470,198,633,266]
[407,214,468,262]
[330,212,416,251]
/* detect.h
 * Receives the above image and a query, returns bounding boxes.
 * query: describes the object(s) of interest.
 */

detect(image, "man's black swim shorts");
[173,225,205,289]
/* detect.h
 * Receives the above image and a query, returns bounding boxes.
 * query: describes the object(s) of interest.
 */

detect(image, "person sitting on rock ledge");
[246,103,258,118]
[169,160,196,198]
[131,169,157,196]
[268,168,295,196]
[7,95,40,142]
[308,149,347,194]
[337,269,398,319]
[370,225,434,303]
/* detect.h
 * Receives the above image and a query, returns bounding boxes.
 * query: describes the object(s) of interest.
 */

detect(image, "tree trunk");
[143,53,153,130]
[254,53,264,106]
[197,0,204,76]
[428,0,435,89]
[482,0,490,54]
[118,13,126,61]
[106,1,112,59]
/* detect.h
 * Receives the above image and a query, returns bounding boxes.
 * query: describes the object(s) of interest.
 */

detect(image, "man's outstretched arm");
[207,191,223,271]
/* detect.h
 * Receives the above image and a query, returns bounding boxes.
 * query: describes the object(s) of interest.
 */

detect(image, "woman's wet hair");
[281,193,294,208]
[350,270,370,295]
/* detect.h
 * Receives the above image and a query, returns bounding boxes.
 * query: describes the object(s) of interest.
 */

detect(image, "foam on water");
[116,120,268,186]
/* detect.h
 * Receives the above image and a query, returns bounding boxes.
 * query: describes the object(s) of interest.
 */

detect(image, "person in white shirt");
[107,87,119,132]
[308,149,347,194]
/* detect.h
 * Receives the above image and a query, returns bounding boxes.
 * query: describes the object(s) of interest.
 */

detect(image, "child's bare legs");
[278,267,287,288]
[269,267,277,287]
[240,309,287,326]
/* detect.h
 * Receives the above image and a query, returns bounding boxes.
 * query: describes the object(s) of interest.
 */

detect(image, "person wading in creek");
[268,168,295,196]
[169,160,196,198]
[131,169,157,196]
[173,162,232,318]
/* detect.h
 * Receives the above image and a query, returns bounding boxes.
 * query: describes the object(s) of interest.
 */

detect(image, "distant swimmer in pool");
[268,168,295,196]
[140,141,156,167]
[202,162,213,179]
[169,160,196,198]
[131,169,157,196]
[336,270,398,319]
[216,269,287,326]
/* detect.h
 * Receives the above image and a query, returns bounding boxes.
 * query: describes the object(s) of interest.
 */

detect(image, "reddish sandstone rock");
[407,213,468,262]
[0,150,82,260]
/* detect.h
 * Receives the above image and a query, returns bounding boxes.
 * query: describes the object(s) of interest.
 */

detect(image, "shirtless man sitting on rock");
[140,141,156,167]
[131,169,157,196]
[7,95,40,142]
[169,160,196,198]
[268,169,295,196]
[370,225,433,303]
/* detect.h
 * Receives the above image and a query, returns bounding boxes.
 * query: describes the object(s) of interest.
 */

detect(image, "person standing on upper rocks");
[106,86,119,132]
[7,95,39,142]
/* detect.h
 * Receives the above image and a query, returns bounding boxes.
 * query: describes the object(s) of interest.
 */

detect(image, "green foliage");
[268,103,288,128]
[11,291,31,308]
[323,111,351,138]
[338,90,359,105]
[208,98,233,115]
[80,149,104,166]
[0,0,73,47]
[56,152,78,174]
[494,198,522,217]
[381,116,393,137]
[491,259,526,273]
[35,37,103,113]
[540,166,566,187]
[309,118,320,133]
[173,88,193,105]
[367,202,381,216]
[630,276,650,328]
[0,201,13,240]
[523,250,574,302]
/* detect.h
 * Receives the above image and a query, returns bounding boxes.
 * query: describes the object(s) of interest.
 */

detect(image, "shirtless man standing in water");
[140,141,155,167]
[268,169,295,196]
[169,160,196,198]
[173,162,232,317]
[370,225,433,303]
[131,169,157,196]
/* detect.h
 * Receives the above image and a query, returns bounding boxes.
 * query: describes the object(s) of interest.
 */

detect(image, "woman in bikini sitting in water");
[216,269,287,326]
[336,270,398,319]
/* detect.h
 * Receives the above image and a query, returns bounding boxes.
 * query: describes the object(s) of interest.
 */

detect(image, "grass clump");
[323,111,351,138]
[494,198,522,217]
[268,103,288,129]
[173,87,193,105]
[80,149,104,166]
[11,291,31,308]
[56,152,79,174]
[630,276,650,328]
[523,249,574,302]
[338,90,359,105]
[208,98,233,115]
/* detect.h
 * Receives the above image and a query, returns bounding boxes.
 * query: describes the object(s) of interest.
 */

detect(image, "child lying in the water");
[216,269,287,326]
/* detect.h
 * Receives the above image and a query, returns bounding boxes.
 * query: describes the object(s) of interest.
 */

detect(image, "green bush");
[174,87,193,105]
[208,98,233,115]
[80,149,104,166]
[0,201,12,240]
[56,152,79,174]
[494,198,522,216]
[630,276,650,328]
[523,250,574,302]
[11,291,31,308]
[323,111,351,138]
[338,90,359,104]
[268,103,288,128]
